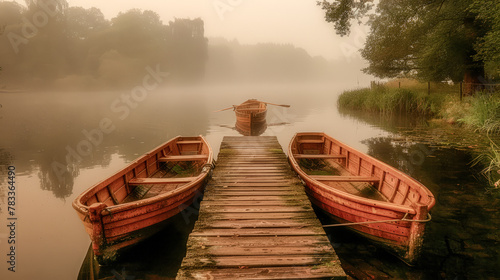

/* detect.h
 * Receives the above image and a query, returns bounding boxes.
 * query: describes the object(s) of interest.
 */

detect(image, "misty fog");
[0,1,371,91]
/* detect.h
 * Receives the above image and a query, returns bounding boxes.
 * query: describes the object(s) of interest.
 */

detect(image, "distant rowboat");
[215,99,289,136]
[233,99,267,134]
[73,136,213,264]
[288,132,435,265]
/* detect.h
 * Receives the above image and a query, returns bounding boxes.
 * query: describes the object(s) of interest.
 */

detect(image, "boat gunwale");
[288,132,436,215]
[234,100,267,116]
[72,135,213,216]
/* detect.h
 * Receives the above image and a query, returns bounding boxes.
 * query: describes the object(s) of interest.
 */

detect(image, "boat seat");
[159,155,208,162]
[297,140,324,144]
[310,175,380,183]
[238,108,265,110]
[176,140,202,145]
[293,154,346,159]
[128,177,198,185]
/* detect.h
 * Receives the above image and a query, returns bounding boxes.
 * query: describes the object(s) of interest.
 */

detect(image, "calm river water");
[0,84,498,279]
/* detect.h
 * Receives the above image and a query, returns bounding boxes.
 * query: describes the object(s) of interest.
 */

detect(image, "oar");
[213,106,236,112]
[261,101,290,108]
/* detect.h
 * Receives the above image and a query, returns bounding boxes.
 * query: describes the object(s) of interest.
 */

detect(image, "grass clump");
[473,138,500,189]
[438,92,500,133]
[338,86,443,116]
[459,94,500,133]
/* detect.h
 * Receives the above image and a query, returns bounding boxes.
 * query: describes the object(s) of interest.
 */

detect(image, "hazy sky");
[59,0,368,61]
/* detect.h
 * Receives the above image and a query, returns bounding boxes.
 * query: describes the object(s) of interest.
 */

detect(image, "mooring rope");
[323,213,432,228]
[202,162,215,172]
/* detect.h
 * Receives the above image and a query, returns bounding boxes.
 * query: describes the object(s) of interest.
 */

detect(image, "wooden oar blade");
[262,102,290,108]
[213,106,235,112]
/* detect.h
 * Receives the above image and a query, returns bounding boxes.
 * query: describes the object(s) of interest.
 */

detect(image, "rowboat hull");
[73,136,213,264]
[288,132,435,265]
[234,99,267,134]
[235,118,267,136]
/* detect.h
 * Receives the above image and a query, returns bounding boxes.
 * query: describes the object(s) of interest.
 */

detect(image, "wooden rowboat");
[288,132,435,265]
[234,99,267,134]
[72,136,213,264]
[215,99,290,136]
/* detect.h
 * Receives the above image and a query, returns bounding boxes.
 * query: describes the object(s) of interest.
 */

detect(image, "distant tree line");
[205,38,349,83]
[0,0,207,89]
[319,0,500,94]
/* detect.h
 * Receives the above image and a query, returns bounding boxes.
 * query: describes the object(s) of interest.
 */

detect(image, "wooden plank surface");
[176,136,346,280]
[178,266,344,280]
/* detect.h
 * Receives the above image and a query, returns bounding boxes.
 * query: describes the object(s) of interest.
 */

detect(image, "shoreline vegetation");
[338,78,500,190]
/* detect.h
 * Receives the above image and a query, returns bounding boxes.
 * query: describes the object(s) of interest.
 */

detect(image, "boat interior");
[82,137,210,207]
[236,100,267,114]
[291,133,433,207]
[297,155,387,201]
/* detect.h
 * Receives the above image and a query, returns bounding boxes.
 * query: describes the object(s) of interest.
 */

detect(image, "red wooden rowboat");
[215,99,290,136]
[73,136,213,264]
[288,132,435,265]
[234,99,267,134]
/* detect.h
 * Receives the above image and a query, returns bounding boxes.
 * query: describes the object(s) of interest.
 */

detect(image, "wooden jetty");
[177,136,346,279]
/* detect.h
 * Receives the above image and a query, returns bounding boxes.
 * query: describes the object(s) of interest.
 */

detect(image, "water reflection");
[235,118,267,136]
[362,137,434,177]
[339,105,494,152]
[218,120,268,136]
[77,206,199,280]
[220,119,292,136]
[338,107,430,132]
[0,148,13,167]
[0,90,210,200]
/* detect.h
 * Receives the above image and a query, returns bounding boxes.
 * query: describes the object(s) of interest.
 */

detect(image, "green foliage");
[365,0,480,82]
[472,138,500,189]
[339,79,500,133]
[459,93,500,133]
[337,86,443,116]
[317,0,373,36]
[470,0,500,77]
[320,0,498,83]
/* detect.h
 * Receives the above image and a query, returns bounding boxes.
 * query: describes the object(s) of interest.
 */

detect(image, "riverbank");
[337,79,500,189]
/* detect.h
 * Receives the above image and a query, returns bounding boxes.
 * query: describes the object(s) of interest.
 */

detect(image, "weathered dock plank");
[176,136,346,280]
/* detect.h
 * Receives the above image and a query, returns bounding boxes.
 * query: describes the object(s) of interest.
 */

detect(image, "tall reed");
[459,93,500,134]
[473,138,500,189]
[337,86,442,116]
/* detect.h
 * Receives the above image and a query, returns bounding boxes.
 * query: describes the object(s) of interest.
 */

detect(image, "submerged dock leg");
[177,136,346,279]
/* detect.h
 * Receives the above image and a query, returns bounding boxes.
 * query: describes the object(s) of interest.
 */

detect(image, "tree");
[166,18,208,81]
[66,7,108,40]
[0,3,209,87]
[317,0,374,36]
[319,0,498,94]
[470,0,500,77]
